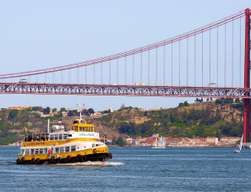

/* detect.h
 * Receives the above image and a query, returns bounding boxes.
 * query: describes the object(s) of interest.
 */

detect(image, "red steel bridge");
[0,9,251,143]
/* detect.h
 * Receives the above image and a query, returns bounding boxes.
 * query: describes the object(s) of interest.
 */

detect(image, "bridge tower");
[243,8,251,143]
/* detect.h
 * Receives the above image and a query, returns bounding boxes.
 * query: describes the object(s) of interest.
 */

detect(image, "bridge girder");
[0,82,250,98]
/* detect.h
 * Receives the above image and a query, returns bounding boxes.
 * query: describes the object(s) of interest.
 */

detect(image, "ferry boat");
[16,118,112,164]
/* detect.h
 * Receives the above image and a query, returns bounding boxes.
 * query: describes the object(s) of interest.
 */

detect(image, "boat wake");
[55,161,124,167]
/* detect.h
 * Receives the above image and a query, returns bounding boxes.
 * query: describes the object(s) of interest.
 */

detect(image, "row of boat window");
[72,126,95,132]
[22,145,76,155]
[25,134,72,141]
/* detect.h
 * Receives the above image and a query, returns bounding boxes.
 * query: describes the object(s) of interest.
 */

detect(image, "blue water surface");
[0,147,251,192]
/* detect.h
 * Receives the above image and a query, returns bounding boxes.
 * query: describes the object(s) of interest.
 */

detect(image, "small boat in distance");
[16,118,112,164]
[152,136,166,149]
[234,134,243,153]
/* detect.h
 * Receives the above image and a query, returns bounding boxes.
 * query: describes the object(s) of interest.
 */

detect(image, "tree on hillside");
[43,107,50,114]
[60,107,67,112]
[87,108,95,115]
[195,98,203,103]
[113,137,126,146]
[31,106,44,112]
[119,123,135,136]
[179,101,189,107]
[8,110,18,121]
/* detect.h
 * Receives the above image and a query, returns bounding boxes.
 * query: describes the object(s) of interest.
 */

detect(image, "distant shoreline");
[109,144,237,148]
[3,136,240,148]
[3,144,237,148]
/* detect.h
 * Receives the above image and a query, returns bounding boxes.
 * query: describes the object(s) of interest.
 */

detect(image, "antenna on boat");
[47,119,50,134]
[80,110,82,121]
[78,104,84,122]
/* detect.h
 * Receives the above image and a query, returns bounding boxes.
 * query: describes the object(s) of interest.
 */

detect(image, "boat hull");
[16,146,112,165]
[16,152,112,165]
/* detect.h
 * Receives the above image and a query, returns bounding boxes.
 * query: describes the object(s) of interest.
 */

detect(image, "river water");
[0,147,251,192]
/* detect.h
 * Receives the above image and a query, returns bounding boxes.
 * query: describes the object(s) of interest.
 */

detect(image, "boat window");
[55,147,60,153]
[31,149,34,154]
[44,148,48,154]
[21,149,25,155]
[35,149,39,154]
[54,135,59,140]
[39,149,43,154]
[64,134,68,139]
[71,146,76,152]
[40,135,46,141]
[65,146,70,152]
[73,120,79,124]
[25,149,29,154]
[59,134,63,140]
[49,135,54,140]
[60,147,65,153]
[35,135,40,141]
[67,134,72,138]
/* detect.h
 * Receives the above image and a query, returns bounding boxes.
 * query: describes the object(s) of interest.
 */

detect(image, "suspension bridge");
[0,9,251,143]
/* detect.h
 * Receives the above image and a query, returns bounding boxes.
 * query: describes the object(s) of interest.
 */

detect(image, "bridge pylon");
[243,8,251,143]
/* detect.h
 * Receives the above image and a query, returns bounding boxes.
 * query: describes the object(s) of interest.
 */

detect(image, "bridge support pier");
[243,8,251,143]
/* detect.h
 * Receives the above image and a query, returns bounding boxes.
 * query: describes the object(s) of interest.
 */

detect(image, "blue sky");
[0,0,250,110]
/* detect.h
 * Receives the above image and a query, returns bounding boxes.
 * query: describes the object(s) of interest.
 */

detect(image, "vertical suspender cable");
[124,56,127,84]
[171,42,174,86]
[77,66,79,84]
[93,64,95,84]
[201,32,204,86]
[68,69,71,84]
[148,50,150,85]
[116,59,119,84]
[232,20,234,87]
[194,35,196,86]
[109,60,111,84]
[60,70,63,84]
[155,47,158,85]
[224,24,227,87]
[132,54,135,84]
[140,52,143,84]
[178,41,181,86]
[186,38,189,86]
[85,66,87,84]
[209,30,211,85]
[34,73,37,83]
[216,26,219,87]
[163,45,166,85]
[101,62,103,84]
[239,17,242,87]
[52,72,55,84]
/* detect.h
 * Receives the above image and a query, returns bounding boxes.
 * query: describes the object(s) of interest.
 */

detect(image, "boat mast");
[47,119,50,134]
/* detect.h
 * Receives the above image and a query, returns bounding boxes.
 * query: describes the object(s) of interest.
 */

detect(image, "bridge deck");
[0,82,250,98]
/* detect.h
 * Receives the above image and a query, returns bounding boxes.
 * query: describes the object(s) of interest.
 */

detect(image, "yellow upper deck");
[72,119,95,132]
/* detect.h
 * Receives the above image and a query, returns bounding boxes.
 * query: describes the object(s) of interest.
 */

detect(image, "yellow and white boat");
[16,118,112,164]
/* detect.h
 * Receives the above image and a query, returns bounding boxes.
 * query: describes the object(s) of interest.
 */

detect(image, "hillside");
[0,98,243,145]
